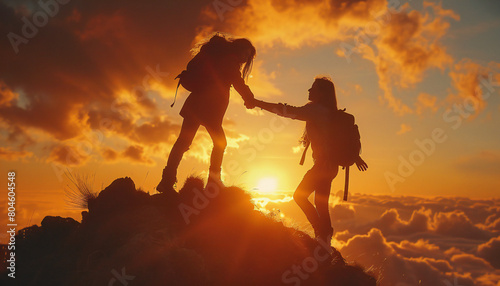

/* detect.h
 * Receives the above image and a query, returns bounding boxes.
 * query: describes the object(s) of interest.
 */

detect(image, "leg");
[293,168,321,234]
[205,124,227,182]
[314,164,338,241]
[157,118,200,192]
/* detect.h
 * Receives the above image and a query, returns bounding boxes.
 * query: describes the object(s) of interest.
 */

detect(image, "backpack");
[171,53,209,107]
[171,35,228,107]
[328,110,361,167]
[299,109,362,201]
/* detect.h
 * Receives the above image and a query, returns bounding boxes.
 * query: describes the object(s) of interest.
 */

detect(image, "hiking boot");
[205,171,224,195]
[207,170,223,186]
[156,178,173,191]
[207,177,224,188]
[156,178,177,195]
[156,169,177,196]
[157,166,177,192]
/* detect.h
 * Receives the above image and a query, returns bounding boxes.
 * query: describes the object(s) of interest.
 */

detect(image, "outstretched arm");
[232,77,255,109]
[254,99,285,116]
[253,99,311,121]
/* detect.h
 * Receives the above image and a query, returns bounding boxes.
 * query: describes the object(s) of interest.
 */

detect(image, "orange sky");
[1,1,500,284]
[0,0,500,244]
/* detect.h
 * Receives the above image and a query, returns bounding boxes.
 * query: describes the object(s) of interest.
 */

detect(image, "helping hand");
[244,98,256,109]
[355,157,368,171]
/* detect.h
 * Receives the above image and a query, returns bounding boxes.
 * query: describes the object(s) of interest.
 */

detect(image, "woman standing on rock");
[157,34,256,194]
[248,77,368,242]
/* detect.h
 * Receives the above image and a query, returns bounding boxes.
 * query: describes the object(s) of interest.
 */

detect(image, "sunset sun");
[256,177,278,193]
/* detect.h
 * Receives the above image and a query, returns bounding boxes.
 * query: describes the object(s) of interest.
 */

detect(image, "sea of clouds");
[260,193,500,286]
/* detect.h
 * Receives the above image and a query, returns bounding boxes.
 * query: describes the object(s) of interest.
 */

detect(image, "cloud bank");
[335,194,500,286]
[256,193,500,285]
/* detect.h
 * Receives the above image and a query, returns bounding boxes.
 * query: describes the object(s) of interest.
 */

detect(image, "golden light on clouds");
[200,0,465,117]
[416,92,439,115]
[447,60,500,118]
[397,123,412,135]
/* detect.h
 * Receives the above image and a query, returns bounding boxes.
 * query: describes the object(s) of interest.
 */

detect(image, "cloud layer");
[332,194,500,286]
[251,191,500,285]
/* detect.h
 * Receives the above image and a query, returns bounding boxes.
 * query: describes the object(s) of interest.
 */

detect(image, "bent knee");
[214,137,227,150]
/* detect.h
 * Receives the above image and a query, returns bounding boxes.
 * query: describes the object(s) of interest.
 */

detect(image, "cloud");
[331,203,356,221]
[432,210,492,240]
[397,123,412,135]
[85,107,181,146]
[47,143,90,166]
[122,145,153,164]
[101,147,118,161]
[482,216,500,233]
[389,239,443,260]
[130,116,180,145]
[348,194,499,225]
[327,195,500,284]
[477,236,500,269]
[0,0,211,163]
[476,273,500,286]
[2,0,279,169]
[200,0,387,49]
[447,60,500,117]
[485,210,500,225]
[416,92,439,115]
[264,194,500,285]
[340,228,476,286]
[3,125,36,149]
[334,229,354,243]
[366,2,458,115]
[199,0,460,116]
[0,146,32,161]
[242,60,282,99]
[291,144,304,154]
[0,80,17,106]
[374,207,430,236]
[450,253,494,276]
[100,145,153,164]
[343,199,493,241]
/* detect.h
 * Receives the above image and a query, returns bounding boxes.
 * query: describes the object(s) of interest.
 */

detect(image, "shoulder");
[303,102,320,109]
[290,102,328,120]
[293,102,316,113]
[305,102,331,114]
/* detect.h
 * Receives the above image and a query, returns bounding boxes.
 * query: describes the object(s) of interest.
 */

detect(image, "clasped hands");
[244,97,257,109]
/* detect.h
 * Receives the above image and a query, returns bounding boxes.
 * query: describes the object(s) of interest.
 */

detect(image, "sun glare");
[256,177,278,193]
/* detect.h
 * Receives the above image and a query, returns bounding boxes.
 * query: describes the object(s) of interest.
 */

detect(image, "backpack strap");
[299,141,310,166]
[343,166,350,201]
[170,73,183,108]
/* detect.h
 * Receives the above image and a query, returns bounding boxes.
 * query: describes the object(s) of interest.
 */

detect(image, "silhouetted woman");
[250,77,367,242]
[157,34,256,193]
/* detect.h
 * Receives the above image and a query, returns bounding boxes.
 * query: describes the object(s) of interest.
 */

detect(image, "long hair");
[313,76,338,111]
[192,33,256,82]
[300,76,338,146]
[231,38,256,81]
